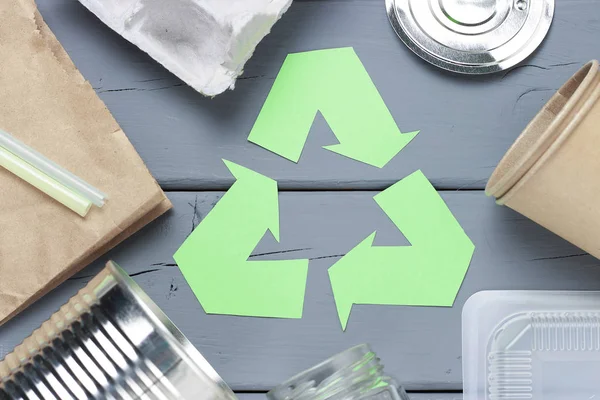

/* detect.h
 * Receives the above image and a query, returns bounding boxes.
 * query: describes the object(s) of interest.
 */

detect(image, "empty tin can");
[0,261,237,400]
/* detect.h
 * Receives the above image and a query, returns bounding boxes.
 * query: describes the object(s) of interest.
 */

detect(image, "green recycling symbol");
[174,48,475,330]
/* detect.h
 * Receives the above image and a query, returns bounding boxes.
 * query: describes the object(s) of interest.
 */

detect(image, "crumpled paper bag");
[0,0,172,326]
[78,0,292,96]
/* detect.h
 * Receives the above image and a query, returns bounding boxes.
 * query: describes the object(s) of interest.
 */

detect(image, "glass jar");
[268,345,410,400]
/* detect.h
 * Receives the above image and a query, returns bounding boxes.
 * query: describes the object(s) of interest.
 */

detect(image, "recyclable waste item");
[0,0,171,326]
[78,0,292,96]
[486,61,600,259]
[0,129,106,217]
[268,344,409,400]
[386,0,555,74]
[463,291,600,400]
[0,261,237,400]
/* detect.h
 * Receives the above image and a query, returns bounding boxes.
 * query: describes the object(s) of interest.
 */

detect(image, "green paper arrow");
[248,47,419,168]
[329,170,475,330]
[173,160,309,318]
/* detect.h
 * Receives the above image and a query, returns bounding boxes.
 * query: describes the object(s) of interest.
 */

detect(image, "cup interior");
[485,61,597,199]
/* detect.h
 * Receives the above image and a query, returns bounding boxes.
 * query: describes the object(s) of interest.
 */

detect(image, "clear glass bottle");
[268,345,410,400]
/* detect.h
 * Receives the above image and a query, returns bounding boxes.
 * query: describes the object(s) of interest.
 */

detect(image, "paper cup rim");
[486,60,600,202]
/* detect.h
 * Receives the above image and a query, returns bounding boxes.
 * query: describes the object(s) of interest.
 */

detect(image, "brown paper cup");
[486,60,600,258]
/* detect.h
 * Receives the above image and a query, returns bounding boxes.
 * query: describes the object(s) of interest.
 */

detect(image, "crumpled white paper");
[78,0,292,96]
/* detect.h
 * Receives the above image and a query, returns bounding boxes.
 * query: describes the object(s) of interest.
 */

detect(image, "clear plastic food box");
[463,291,600,400]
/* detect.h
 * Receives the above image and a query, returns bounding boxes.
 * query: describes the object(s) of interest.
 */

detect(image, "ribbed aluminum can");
[0,261,237,400]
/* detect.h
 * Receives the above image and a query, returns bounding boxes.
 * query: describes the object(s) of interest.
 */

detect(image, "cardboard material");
[0,0,172,326]
[77,0,293,96]
[486,61,600,259]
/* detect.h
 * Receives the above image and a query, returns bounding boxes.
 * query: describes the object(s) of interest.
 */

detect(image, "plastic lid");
[386,0,555,74]
[463,291,600,400]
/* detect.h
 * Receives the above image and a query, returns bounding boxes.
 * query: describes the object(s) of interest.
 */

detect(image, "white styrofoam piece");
[78,0,292,96]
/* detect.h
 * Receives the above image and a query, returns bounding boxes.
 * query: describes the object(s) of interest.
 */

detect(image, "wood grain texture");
[2,192,600,391]
[6,0,599,394]
[34,0,600,190]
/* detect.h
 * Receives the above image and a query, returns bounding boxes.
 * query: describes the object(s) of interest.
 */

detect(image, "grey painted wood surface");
[403,396,460,400]
[4,0,600,395]
[35,0,600,190]
[2,192,600,391]
[238,393,461,400]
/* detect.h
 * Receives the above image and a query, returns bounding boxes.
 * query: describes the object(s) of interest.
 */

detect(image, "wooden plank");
[237,393,461,400]
[406,395,461,400]
[2,191,600,390]
[34,0,600,190]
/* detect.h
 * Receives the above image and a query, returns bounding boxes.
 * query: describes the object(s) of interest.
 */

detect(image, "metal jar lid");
[386,0,555,74]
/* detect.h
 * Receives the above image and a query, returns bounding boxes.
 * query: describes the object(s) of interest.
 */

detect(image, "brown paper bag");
[0,0,172,325]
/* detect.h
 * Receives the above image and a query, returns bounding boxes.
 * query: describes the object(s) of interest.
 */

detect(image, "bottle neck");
[268,345,408,400]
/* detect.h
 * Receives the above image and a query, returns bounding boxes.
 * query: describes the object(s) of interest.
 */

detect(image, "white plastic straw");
[0,129,106,207]
[0,146,93,217]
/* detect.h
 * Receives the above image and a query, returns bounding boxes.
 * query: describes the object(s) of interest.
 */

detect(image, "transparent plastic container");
[463,291,600,400]
[268,345,409,400]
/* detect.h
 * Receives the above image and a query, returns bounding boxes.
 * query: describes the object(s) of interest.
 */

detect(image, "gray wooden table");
[1,0,600,399]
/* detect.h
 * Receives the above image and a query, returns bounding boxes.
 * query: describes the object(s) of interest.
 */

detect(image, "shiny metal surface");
[0,261,237,400]
[386,0,555,74]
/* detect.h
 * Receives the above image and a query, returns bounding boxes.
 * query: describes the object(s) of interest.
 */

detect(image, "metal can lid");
[386,0,555,74]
